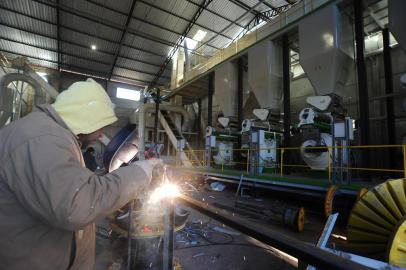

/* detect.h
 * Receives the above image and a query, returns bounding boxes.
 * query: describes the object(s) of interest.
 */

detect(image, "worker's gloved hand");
[133,159,164,184]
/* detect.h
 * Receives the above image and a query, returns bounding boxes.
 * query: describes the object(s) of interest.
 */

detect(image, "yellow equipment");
[347,178,406,267]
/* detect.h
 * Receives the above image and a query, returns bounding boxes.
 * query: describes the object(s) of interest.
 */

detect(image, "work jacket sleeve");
[3,134,149,231]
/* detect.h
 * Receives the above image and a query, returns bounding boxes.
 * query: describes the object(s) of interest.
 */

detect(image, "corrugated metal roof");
[0,0,389,91]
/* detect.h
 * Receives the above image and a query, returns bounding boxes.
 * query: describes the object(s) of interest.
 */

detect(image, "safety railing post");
[246,149,250,173]
[280,149,284,176]
[328,147,332,183]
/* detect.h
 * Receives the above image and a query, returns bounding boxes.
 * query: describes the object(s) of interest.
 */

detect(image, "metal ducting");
[248,40,282,110]
[389,0,406,51]
[299,4,353,96]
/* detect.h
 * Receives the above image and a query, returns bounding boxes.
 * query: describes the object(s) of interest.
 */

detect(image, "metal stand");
[163,199,174,270]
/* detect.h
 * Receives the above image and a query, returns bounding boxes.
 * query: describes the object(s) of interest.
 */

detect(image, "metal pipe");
[162,199,174,270]
[177,194,372,270]
[133,104,190,160]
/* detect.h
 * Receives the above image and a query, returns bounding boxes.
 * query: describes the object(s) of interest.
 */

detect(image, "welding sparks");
[148,183,180,204]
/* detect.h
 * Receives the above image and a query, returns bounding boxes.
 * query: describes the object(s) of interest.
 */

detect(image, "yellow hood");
[52,78,117,135]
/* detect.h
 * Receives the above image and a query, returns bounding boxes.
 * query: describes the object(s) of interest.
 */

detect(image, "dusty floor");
[95,178,348,270]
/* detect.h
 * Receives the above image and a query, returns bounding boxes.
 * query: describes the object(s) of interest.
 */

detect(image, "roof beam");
[149,0,214,88]
[108,0,138,80]
[0,5,168,60]
[31,0,205,58]
[84,0,226,46]
[0,49,165,87]
[227,0,271,22]
[0,21,165,69]
[0,35,170,79]
[182,0,245,28]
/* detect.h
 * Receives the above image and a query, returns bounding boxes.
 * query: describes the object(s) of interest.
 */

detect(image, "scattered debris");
[210,182,226,191]
[193,252,205,258]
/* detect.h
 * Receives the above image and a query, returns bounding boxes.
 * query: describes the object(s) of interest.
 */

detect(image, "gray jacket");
[0,105,148,269]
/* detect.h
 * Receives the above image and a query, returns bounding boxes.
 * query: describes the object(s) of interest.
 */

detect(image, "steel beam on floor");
[177,194,371,270]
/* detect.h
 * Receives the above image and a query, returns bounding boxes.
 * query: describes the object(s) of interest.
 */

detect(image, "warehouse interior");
[1,0,406,269]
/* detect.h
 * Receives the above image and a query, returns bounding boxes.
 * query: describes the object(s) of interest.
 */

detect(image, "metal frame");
[149,0,214,88]
[108,0,138,80]
[177,194,371,270]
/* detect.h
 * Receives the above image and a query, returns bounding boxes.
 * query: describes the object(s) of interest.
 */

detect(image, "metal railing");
[178,144,406,181]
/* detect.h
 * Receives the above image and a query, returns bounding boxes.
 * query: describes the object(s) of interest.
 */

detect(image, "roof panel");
[128,19,180,45]
[116,57,160,74]
[113,67,155,83]
[1,0,56,22]
[124,33,172,58]
[0,24,57,50]
[60,11,122,42]
[0,39,57,62]
[120,46,165,65]
[62,0,127,26]
[0,9,56,38]
[63,56,110,75]
[60,27,119,54]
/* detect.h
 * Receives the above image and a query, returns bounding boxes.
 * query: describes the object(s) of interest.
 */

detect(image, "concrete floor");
[95,178,348,269]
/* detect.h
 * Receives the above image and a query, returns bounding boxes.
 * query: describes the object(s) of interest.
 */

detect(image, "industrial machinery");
[241,108,283,174]
[205,117,239,167]
[0,56,58,127]
[297,94,354,184]
[347,178,406,267]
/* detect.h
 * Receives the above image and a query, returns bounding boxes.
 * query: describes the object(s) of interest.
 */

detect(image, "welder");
[0,78,160,270]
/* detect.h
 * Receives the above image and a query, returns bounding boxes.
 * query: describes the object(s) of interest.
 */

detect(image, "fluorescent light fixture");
[193,29,207,42]
[116,87,140,101]
[36,72,48,82]
[91,44,97,50]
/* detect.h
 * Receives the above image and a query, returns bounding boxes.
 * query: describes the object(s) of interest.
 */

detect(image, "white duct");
[248,40,282,109]
[299,4,353,96]
[389,0,406,51]
[214,61,237,117]
[129,103,190,160]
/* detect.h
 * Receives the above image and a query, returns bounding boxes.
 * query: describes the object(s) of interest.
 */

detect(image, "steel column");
[382,28,395,145]
[154,88,160,144]
[237,57,244,166]
[177,195,372,270]
[208,72,214,127]
[383,28,396,169]
[354,0,370,159]
[282,34,291,147]
[197,98,202,149]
